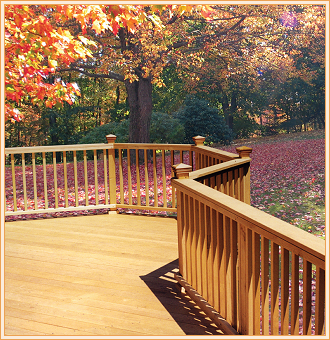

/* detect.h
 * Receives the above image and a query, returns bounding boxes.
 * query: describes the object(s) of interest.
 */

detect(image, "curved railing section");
[171,160,325,335]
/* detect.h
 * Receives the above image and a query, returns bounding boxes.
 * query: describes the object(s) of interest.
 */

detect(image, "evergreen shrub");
[175,96,234,144]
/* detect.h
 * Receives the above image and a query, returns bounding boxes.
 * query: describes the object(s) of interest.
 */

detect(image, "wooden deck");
[4,213,224,336]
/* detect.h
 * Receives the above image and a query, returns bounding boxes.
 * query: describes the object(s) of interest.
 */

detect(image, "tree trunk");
[222,93,236,131]
[125,77,153,143]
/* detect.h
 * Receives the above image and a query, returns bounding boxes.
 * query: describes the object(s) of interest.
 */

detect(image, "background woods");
[5,4,325,147]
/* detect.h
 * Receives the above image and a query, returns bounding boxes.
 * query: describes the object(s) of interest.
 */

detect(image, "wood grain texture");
[5,214,223,336]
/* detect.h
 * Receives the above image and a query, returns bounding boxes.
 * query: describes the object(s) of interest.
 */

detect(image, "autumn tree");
[5,5,325,143]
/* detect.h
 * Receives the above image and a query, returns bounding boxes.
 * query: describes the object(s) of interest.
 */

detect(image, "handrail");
[189,158,251,204]
[172,170,325,335]
[189,158,251,180]
[4,143,116,154]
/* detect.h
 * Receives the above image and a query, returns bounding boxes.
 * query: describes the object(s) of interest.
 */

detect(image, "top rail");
[5,143,115,154]
[189,158,251,180]
[193,145,239,162]
[115,143,193,151]
[5,142,194,154]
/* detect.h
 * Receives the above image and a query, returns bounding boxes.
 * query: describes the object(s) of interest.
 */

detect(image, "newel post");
[172,163,192,179]
[192,136,205,170]
[236,146,252,204]
[236,146,253,159]
[106,134,117,212]
[171,163,192,277]
[192,135,205,146]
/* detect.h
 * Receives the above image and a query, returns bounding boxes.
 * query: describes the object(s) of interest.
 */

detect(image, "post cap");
[172,163,192,179]
[236,146,253,158]
[106,134,117,143]
[192,136,205,146]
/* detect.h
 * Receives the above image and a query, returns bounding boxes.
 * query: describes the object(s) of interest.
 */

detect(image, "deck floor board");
[5,214,224,336]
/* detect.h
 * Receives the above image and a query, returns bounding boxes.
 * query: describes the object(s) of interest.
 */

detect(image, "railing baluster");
[206,205,213,305]
[136,149,141,206]
[228,170,234,197]
[107,139,116,209]
[189,150,194,169]
[261,236,269,335]
[200,203,208,300]
[238,225,253,334]
[224,215,231,321]
[171,150,175,208]
[303,259,312,335]
[127,149,132,205]
[53,152,58,209]
[281,248,290,335]
[162,150,167,208]
[153,149,158,207]
[190,197,197,290]
[238,223,247,334]
[63,151,69,208]
[234,168,239,200]
[223,172,228,195]
[315,266,325,335]
[215,173,220,191]
[32,153,38,210]
[271,242,280,334]
[218,212,226,318]
[144,149,149,207]
[247,228,254,334]
[209,172,215,189]
[186,195,192,285]
[10,154,17,211]
[231,220,238,329]
[83,150,89,206]
[211,208,219,312]
[42,152,48,209]
[103,149,108,205]
[93,150,99,206]
[239,166,244,203]
[252,232,261,334]
[21,153,27,210]
[195,200,202,294]
[118,149,124,204]
[291,253,300,335]
[177,191,184,275]
[73,150,79,207]
[244,163,251,204]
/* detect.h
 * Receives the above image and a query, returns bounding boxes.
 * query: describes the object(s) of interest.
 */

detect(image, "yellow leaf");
[78,35,97,46]
[92,19,102,34]
[48,59,57,68]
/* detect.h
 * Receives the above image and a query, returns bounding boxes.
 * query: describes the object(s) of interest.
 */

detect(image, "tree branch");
[168,15,246,51]
[58,67,125,82]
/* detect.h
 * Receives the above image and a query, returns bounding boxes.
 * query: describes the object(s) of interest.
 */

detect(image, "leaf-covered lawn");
[5,130,325,239]
[221,130,325,238]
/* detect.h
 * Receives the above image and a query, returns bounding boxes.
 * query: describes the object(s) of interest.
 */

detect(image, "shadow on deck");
[141,259,223,335]
[4,213,223,336]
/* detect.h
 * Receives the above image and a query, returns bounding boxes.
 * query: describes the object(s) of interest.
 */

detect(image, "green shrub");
[150,112,185,144]
[79,120,129,144]
[175,96,234,144]
[233,112,259,139]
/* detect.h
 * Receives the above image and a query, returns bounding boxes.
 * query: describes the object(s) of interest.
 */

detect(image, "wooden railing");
[5,135,239,217]
[171,162,326,335]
